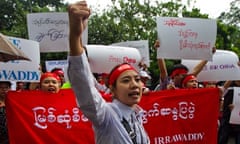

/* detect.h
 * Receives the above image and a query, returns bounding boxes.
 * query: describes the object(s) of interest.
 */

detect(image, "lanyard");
[121,117,137,144]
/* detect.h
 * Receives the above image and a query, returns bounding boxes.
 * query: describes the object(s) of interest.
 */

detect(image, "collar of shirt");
[112,99,135,121]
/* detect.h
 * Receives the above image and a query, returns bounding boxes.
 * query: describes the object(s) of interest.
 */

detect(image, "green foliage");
[182,7,209,18]
[1,0,239,86]
[0,0,66,38]
[40,52,68,72]
[0,0,68,72]
[88,0,186,84]
[217,0,240,52]
[0,0,25,37]
[219,0,240,26]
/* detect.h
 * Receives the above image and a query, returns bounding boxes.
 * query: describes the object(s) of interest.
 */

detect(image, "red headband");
[102,73,109,77]
[108,64,137,86]
[203,81,216,86]
[40,72,61,83]
[52,69,64,76]
[170,68,188,78]
[182,75,197,87]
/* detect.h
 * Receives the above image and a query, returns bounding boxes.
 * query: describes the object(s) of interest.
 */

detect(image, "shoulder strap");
[121,117,137,144]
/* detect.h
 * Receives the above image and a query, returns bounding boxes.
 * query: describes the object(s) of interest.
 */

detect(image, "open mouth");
[128,91,140,97]
[47,87,56,92]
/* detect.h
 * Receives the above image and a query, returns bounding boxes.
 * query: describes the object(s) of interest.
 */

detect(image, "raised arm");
[68,1,90,56]
[223,80,232,91]
[154,40,168,82]
[67,2,106,124]
[190,60,208,76]
[190,47,216,76]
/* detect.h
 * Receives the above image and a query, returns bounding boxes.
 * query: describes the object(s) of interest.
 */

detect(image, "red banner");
[139,88,219,144]
[6,88,219,144]
[6,90,94,144]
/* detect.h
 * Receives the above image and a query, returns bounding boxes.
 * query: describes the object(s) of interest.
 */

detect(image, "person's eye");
[52,81,58,84]
[135,78,141,82]
[43,81,49,84]
[121,79,130,83]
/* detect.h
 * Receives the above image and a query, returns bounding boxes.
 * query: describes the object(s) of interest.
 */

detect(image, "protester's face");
[185,79,198,89]
[0,83,10,98]
[112,70,143,107]
[173,74,185,87]
[40,77,61,93]
[58,74,65,84]
[205,81,217,88]
[97,75,103,83]
[17,82,24,89]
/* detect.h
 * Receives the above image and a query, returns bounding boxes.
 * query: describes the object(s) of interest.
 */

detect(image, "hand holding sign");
[156,17,216,60]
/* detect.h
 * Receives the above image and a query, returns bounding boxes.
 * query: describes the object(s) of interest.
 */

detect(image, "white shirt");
[68,53,150,144]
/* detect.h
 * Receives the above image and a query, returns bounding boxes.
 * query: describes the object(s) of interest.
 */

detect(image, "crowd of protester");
[1,1,240,144]
[1,30,239,144]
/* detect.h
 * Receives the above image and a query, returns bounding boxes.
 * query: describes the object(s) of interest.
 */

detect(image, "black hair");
[179,74,189,88]
[169,64,189,76]
[83,45,88,58]
[51,67,63,73]
[0,81,11,87]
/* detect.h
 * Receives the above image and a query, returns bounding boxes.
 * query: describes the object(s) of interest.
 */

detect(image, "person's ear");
[109,85,116,94]
[109,85,113,92]
[58,82,62,88]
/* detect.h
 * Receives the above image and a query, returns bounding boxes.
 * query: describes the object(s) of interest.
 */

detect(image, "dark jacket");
[218,82,240,144]
[0,106,8,144]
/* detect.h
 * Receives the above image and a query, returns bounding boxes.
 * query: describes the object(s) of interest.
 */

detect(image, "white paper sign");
[111,40,150,66]
[156,17,217,60]
[230,87,240,124]
[181,50,240,81]
[0,37,41,82]
[86,45,142,73]
[45,60,68,72]
[27,12,88,53]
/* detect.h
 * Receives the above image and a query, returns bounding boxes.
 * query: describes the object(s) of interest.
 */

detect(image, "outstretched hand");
[68,1,91,37]
[68,1,91,56]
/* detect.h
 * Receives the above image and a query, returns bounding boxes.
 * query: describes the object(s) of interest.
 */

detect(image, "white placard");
[45,60,68,72]
[156,17,216,60]
[230,87,240,124]
[27,12,88,53]
[0,36,41,82]
[111,40,150,66]
[86,45,142,73]
[181,50,240,81]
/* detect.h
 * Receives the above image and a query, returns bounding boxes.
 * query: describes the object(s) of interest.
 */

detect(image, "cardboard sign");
[86,45,142,73]
[182,50,240,81]
[111,40,150,66]
[230,87,240,124]
[0,36,40,82]
[27,12,88,52]
[45,60,68,72]
[156,17,216,60]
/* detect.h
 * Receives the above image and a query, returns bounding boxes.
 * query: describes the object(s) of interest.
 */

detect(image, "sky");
[191,0,232,18]
[64,0,233,18]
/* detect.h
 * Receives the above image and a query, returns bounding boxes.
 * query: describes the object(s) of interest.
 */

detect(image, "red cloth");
[140,88,219,144]
[6,88,219,144]
[6,89,94,144]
